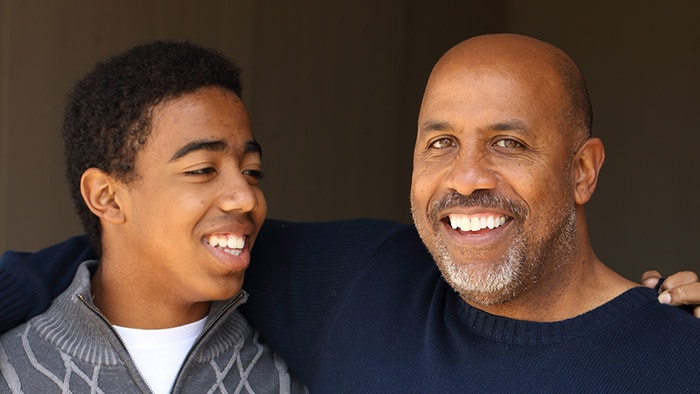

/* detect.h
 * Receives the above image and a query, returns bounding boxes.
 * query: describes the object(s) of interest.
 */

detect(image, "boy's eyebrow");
[245,140,262,158]
[169,139,262,162]
[169,140,227,162]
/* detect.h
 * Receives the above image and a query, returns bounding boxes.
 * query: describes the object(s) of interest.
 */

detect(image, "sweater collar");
[450,286,657,345]
[32,260,250,364]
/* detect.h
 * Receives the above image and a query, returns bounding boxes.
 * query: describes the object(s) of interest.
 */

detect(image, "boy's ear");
[80,168,126,224]
[572,137,605,205]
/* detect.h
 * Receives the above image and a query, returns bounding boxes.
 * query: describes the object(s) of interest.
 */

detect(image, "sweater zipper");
[77,294,156,394]
[168,291,246,393]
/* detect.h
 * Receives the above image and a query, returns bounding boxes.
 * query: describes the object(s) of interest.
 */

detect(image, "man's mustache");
[428,190,527,221]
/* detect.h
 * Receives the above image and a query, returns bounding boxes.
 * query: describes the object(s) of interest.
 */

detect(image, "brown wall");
[505,1,700,279]
[0,0,257,250]
[0,0,698,280]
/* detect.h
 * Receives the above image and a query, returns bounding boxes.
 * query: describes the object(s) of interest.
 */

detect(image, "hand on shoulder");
[642,270,700,318]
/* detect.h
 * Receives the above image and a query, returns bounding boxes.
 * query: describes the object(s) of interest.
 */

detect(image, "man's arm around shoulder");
[0,235,94,333]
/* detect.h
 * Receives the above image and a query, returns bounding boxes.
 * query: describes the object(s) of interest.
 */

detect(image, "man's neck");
[463,258,637,322]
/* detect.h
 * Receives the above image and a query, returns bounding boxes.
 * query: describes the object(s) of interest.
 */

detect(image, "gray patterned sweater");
[0,260,306,393]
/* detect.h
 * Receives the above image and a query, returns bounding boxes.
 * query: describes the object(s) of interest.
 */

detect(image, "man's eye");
[495,138,523,149]
[430,138,455,149]
[185,167,217,176]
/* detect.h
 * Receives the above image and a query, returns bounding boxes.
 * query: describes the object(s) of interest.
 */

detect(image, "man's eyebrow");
[418,121,453,135]
[489,119,528,132]
[418,120,529,134]
[169,140,227,162]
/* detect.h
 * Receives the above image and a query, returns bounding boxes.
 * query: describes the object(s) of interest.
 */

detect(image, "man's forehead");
[427,35,567,94]
[429,53,558,92]
[417,74,564,141]
[421,61,563,121]
[421,69,538,113]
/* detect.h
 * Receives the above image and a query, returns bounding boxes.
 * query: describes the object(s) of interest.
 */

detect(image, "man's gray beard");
[427,206,577,306]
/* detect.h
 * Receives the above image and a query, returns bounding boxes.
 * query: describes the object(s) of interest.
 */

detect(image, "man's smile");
[438,210,515,245]
[447,213,508,232]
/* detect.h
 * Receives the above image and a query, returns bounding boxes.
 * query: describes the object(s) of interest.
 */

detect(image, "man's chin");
[456,287,521,307]
[437,258,524,306]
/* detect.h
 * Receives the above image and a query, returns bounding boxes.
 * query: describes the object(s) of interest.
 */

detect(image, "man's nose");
[443,149,497,196]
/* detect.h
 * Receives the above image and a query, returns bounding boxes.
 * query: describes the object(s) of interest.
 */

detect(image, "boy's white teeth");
[206,234,245,253]
[448,214,507,232]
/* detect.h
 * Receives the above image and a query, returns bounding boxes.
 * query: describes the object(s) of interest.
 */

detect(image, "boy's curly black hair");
[62,41,243,256]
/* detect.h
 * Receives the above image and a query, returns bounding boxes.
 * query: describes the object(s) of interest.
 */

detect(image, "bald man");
[1,34,699,392]
[411,33,633,320]
[245,34,700,391]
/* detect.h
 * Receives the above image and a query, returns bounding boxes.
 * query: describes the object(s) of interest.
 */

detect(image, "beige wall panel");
[0,1,9,252]
[505,0,700,278]
[246,0,412,223]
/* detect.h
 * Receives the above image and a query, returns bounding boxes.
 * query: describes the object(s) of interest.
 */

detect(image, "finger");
[695,306,700,319]
[658,282,700,307]
[640,270,662,288]
[660,271,699,292]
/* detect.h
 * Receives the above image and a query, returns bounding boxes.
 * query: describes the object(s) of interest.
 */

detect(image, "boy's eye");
[243,169,264,180]
[430,138,455,149]
[185,167,216,176]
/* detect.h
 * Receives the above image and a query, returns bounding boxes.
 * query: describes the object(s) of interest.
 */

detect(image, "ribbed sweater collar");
[32,260,250,365]
[452,286,655,346]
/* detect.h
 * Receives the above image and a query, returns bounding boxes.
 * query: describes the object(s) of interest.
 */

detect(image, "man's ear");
[572,137,605,205]
[80,168,126,224]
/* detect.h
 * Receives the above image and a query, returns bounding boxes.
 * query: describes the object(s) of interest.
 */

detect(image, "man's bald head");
[426,33,592,144]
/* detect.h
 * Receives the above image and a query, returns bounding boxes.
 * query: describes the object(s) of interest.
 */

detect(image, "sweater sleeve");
[0,235,95,333]
[241,218,410,381]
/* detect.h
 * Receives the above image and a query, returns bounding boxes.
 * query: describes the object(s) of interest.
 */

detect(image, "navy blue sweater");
[2,218,700,392]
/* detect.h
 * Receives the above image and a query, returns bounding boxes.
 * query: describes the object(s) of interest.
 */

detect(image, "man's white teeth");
[449,214,507,232]
[206,234,245,255]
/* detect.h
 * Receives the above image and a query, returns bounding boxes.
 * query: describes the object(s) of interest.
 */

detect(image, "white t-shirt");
[114,317,207,394]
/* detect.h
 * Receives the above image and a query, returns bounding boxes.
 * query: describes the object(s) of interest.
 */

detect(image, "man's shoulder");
[636,290,700,334]
[605,287,700,363]
[622,292,700,384]
[0,235,94,275]
[627,287,700,324]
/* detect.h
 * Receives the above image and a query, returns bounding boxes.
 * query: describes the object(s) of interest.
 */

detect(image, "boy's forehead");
[123,88,255,174]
